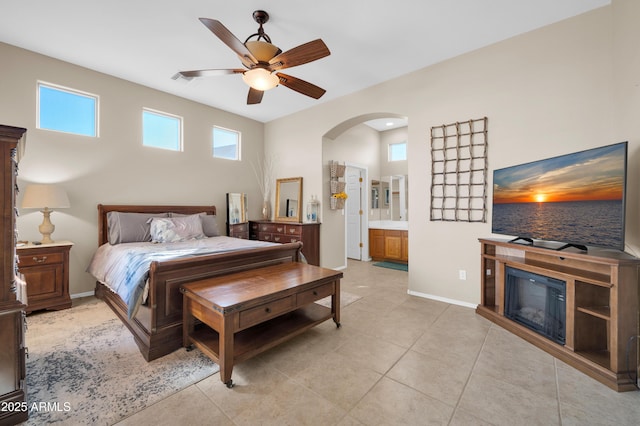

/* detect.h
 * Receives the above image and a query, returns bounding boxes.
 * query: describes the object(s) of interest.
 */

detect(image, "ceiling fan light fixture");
[243,68,279,91]
[245,40,280,62]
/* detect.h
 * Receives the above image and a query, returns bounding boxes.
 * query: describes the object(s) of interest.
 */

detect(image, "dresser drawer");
[284,225,302,236]
[297,282,335,306]
[261,234,300,244]
[282,235,301,244]
[239,295,296,329]
[18,251,64,267]
[256,233,274,242]
[231,222,249,232]
[257,223,286,233]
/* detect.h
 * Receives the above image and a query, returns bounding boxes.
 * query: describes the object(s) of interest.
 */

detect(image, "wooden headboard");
[97,204,217,246]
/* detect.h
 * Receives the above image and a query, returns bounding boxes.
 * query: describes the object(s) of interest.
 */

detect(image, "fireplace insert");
[504,266,566,345]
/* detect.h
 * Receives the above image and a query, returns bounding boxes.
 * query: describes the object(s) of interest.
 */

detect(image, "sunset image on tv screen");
[491,142,627,250]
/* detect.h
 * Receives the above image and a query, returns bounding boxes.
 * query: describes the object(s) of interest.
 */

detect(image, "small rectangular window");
[37,82,98,137]
[213,126,240,160]
[389,142,407,161]
[142,109,182,151]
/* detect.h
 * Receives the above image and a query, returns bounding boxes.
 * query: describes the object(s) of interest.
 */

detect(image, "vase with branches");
[251,154,276,220]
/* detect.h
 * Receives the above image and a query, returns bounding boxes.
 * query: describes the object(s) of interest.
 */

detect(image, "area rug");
[373,261,408,271]
[25,299,218,425]
[315,290,362,308]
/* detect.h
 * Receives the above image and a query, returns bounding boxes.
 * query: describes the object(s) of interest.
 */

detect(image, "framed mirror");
[226,192,247,228]
[275,177,303,222]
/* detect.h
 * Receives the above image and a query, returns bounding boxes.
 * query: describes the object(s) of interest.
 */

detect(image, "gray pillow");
[169,212,220,237]
[200,215,220,237]
[107,211,169,244]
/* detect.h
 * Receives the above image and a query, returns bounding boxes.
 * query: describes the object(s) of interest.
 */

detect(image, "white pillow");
[149,214,206,243]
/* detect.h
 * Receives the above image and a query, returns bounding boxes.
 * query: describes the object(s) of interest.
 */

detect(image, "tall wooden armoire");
[0,125,28,426]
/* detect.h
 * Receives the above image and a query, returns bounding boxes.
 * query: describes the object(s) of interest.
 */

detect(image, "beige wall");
[0,42,265,296]
[266,5,638,306]
[613,0,640,247]
[379,127,408,178]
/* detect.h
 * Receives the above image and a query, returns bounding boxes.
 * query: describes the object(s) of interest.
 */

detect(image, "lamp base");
[38,208,56,244]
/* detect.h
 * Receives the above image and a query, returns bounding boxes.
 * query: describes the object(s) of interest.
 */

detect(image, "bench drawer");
[238,295,296,329]
[297,282,335,306]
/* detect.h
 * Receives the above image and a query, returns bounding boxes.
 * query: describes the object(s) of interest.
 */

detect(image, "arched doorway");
[322,113,408,268]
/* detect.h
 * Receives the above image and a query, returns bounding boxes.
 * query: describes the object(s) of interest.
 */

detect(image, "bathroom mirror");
[275,177,303,222]
[371,181,380,209]
[370,175,408,221]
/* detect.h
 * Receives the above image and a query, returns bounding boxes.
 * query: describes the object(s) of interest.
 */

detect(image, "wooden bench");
[181,262,343,387]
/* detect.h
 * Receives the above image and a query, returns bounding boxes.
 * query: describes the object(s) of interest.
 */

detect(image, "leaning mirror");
[275,177,303,222]
[226,192,247,228]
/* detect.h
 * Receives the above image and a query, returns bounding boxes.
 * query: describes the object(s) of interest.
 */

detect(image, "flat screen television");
[492,141,628,252]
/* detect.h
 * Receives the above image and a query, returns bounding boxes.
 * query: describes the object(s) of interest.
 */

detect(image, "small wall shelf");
[329,160,346,210]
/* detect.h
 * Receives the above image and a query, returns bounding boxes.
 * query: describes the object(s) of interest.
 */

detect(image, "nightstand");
[17,241,73,313]
[227,222,249,239]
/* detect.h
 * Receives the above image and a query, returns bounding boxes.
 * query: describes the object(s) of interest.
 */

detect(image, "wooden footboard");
[93,204,303,361]
[95,242,303,361]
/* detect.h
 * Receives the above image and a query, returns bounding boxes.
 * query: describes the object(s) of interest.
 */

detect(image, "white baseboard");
[407,289,478,309]
[71,291,95,299]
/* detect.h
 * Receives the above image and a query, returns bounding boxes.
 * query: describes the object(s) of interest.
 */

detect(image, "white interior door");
[346,167,363,260]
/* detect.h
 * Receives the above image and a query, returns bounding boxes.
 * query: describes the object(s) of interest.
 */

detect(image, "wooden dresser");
[250,220,320,266]
[0,125,28,425]
[18,241,73,313]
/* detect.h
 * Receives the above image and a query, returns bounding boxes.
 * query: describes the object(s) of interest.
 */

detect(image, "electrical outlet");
[459,270,467,280]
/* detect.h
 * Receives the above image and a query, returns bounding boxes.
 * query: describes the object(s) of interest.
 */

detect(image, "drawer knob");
[33,256,47,263]
[265,307,271,313]
[277,227,284,232]
[313,290,318,296]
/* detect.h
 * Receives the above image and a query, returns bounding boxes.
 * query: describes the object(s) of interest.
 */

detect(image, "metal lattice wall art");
[430,117,488,222]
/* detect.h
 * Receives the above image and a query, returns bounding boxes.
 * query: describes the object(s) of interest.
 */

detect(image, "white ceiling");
[1,0,609,123]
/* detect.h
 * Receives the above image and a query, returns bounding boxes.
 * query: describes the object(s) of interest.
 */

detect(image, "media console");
[477,238,639,391]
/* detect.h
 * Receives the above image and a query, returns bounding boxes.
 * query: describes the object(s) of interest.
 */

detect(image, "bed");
[90,204,303,361]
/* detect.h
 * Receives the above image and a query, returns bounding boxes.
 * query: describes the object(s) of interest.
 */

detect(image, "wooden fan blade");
[179,69,245,78]
[247,87,264,104]
[199,18,257,64]
[276,73,326,99]
[268,39,330,71]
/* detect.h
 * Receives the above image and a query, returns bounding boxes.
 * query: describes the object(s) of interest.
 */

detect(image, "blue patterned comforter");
[87,236,276,318]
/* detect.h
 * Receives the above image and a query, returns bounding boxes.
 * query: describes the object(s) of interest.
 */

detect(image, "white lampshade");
[21,184,70,244]
[22,184,70,209]
[242,68,279,91]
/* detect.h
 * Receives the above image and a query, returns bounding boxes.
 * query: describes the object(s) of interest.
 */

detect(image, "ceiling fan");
[178,10,331,105]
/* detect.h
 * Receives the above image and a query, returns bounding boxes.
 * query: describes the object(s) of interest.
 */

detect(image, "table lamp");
[21,184,70,244]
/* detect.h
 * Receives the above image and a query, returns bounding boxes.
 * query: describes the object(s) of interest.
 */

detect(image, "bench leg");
[219,316,235,388]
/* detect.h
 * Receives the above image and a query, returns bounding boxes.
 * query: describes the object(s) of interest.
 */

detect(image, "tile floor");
[115,259,640,426]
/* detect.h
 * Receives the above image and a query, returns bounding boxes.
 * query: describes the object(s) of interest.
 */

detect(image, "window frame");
[36,81,99,137]
[142,107,184,152]
[212,125,241,161]
[388,141,408,162]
